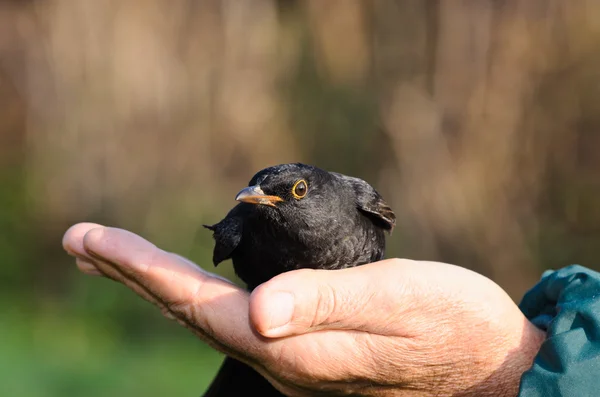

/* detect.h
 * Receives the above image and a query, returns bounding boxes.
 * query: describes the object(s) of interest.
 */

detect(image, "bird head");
[235,163,321,207]
[234,163,396,233]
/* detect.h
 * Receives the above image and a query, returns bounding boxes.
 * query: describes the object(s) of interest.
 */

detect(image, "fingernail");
[266,292,295,331]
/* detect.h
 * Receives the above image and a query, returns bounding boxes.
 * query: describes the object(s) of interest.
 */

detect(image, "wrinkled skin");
[63,223,545,397]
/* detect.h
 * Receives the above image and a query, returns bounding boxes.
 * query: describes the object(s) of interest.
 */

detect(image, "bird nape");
[202,162,396,397]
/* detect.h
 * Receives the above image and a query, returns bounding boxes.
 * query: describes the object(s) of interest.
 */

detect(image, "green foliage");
[0,166,32,291]
[1,304,223,397]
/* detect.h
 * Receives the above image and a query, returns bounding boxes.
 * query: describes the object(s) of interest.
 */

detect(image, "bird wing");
[203,214,243,267]
[333,173,396,232]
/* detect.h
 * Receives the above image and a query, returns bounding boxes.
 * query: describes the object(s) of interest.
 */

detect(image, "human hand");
[63,223,544,396]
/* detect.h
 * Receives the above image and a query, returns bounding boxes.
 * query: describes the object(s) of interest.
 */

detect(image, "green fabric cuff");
[518,265,600,396]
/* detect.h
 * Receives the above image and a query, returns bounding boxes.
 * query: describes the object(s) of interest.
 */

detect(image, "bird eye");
[292,179,308,199]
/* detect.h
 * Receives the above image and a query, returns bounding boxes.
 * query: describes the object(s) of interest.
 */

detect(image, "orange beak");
[235,185,283,207]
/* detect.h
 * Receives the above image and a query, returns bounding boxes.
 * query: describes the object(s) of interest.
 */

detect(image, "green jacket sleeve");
[518,264,600,397]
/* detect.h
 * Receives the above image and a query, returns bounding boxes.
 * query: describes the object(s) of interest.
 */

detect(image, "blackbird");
[202,162,396,396]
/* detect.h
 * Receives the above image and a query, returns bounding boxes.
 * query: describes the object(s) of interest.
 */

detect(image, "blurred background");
[1,0,600,396]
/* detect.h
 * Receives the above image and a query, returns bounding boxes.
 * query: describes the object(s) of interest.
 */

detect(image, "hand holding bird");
[62,166,544,396]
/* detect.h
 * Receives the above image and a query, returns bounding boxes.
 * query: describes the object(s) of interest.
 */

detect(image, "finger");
[249,259,417,338]
[78,226,268,360]
[66,224,196,315]
[63,222,105,258]
[64,222,108,276]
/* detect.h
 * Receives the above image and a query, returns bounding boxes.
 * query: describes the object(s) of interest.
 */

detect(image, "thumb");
[249,259,414,338]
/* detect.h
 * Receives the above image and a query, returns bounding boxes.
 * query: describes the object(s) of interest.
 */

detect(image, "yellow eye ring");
[291,179,308,199]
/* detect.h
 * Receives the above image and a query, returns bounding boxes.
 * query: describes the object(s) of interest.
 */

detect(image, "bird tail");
[202,357,284,397]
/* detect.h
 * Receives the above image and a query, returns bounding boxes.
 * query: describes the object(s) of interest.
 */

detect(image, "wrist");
[460,319,545,397]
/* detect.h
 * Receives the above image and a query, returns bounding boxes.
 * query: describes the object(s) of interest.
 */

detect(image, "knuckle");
[313,283,340,327]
